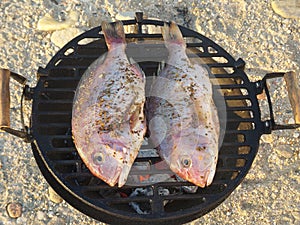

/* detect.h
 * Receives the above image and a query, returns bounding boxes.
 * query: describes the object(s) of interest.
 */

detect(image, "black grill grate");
[30,17,264,225]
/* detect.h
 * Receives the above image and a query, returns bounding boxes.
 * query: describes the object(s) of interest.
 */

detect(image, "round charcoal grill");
[1,13,299,225]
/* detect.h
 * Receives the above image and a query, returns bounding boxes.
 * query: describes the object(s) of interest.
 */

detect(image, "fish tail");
[101,21,126,50]
[162,21,185,47]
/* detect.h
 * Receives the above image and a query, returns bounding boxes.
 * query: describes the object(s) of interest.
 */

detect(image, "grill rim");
[30,17,264,225]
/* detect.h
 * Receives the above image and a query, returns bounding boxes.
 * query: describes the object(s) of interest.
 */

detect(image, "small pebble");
[261,134,273,143]
[6,202,22,218]
[48,187,63,204]
[288,117,295,124]
[293,132,299,138]
[0,33,5,46]
[115,11,136,20]
[271,0,300,19]
[16,216,27,224]
[37,210,46,221]
[48,216,66,225]
[257,92,266,100]
[275,144,294,158]
[51,27,84,48]
[37,11,78,31]
[291,211,300,221]
[31,221,46,225]
[88,16,103,28]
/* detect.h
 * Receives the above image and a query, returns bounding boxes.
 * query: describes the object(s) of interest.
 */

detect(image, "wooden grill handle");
[284,71,300,124]
[0,69,10,128]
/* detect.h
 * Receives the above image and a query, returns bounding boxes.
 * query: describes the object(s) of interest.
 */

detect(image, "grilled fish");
[147,22,220,187]
[72,21,146,187]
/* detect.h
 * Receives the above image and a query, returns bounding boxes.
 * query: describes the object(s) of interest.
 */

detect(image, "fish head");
[168,134,218,188]
[84,135,127,187]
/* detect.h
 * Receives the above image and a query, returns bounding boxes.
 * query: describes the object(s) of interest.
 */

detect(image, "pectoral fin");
[129,105,145,133]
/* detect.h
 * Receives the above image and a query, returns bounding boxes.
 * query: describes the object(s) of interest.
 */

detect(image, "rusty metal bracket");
[0,69,32,142]
[257,71,300,132]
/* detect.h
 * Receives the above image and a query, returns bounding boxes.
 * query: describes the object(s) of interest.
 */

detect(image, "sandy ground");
[0,0,299,224]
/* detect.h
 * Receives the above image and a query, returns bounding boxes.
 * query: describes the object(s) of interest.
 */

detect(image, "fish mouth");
[88,161,122,187]
[188,170,210,188]
[172,164,212,188]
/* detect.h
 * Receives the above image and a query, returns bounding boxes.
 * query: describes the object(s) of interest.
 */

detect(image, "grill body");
[30,18,265,225]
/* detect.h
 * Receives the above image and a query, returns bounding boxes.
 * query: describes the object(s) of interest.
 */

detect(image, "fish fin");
[129,105,145,133]
[101,21,126,50]
[129,105,140,131]
[157,60,165,76]
[161,21,184,45]
[128,57,136,65]
[118,164,130,187]
[129,58,145,80]
[118,148,132,187]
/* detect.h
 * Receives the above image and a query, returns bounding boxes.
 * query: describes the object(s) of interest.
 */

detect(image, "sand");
[0,0,299,224]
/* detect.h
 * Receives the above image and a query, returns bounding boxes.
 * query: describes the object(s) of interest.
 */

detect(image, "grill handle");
[284,71,300,124]
[0,68,31,141]
[257,71,300,132]
[0,69,10,128]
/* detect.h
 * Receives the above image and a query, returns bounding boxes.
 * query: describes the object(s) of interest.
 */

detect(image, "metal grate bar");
[223,95,250,100]
[225,106,253,111]
[38,100,74,105]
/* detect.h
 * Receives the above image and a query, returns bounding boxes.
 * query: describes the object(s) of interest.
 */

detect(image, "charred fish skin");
[147,22,220,188]
[72,21,146,187]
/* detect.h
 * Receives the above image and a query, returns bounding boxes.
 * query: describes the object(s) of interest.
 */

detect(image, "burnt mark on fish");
[196,146,207,151]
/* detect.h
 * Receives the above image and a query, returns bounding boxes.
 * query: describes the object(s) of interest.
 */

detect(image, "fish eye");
[181,156,192,168]
[93,152,104,164]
